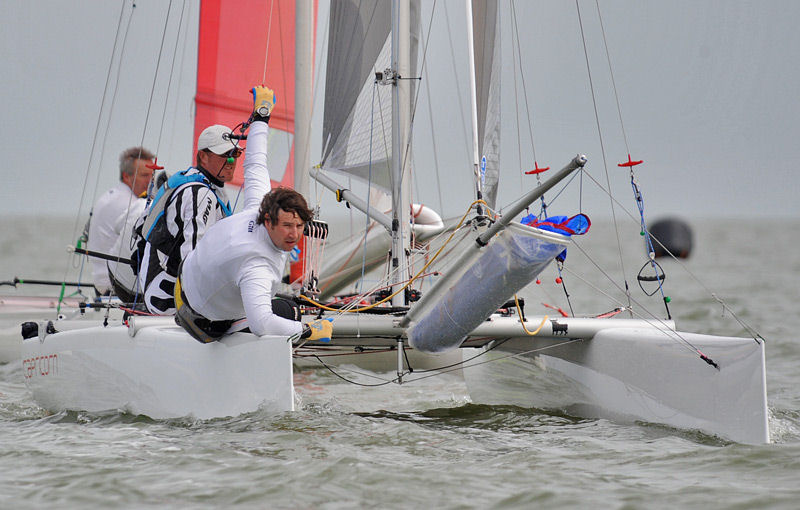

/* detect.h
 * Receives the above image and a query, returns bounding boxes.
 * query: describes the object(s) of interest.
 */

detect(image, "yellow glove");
[302,318,333,342]
[252,86,276,118]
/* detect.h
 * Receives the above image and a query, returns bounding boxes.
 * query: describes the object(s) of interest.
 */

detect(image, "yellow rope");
[514,294,549,335]
[300,199,490,313]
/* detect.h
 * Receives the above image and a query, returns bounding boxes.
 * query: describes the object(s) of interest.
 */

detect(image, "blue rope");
[630,176,667,301]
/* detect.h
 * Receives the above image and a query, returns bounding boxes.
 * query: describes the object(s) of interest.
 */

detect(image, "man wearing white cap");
[135,123,241,315]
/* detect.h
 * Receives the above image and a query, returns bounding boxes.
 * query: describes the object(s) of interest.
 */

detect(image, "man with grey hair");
[87,146,155,295]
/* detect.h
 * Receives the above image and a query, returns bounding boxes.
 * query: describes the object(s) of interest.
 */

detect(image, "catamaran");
[18,0,768,444]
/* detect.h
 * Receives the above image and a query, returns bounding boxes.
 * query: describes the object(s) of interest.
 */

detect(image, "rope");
[300,199,489,313]
[261,0,275,83]
[514,295,549,335]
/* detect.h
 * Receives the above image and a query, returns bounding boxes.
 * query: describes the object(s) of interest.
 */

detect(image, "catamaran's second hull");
[462,327,769,444]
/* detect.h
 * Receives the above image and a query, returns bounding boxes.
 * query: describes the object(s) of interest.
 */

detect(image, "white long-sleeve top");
[87,181,145,293]
[181,122,302,337]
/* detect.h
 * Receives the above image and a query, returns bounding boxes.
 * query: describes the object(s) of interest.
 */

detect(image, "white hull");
[18,311,769,444]
[462,325,769,444]
[22,319,294,419]
[0,295,95,363]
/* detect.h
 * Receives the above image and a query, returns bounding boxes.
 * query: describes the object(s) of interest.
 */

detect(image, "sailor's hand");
[252,86,276,122]
[301,318,333,342]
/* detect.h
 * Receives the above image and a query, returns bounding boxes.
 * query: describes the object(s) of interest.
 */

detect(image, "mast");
[465,0,483,214]
[294,0,313,199]
[390,0,411,307]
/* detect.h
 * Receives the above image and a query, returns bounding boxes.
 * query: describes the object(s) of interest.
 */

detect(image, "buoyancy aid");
[129,168,232,275]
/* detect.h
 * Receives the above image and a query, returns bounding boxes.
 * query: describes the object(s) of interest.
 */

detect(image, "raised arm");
[242,122,271,210]
[242,86,276,211]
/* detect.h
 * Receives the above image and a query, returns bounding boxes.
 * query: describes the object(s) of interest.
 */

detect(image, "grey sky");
[2,0,798,226]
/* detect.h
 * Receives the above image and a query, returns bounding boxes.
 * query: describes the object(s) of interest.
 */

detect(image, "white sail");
[471,0,501,209]
[321,0,420,191]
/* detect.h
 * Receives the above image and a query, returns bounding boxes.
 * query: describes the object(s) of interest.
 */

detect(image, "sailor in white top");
[176,86,332,343]
[136,125,237,315]
[87,147,155,294]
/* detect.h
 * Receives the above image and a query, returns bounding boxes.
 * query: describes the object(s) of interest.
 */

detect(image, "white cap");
[197,124,236,155]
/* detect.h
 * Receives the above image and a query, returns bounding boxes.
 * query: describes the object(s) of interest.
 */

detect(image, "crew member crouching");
[174,85,332,343]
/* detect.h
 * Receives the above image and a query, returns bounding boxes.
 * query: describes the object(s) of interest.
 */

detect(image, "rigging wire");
[552,167,764,342]
[166,0,195,167]
[111,0,189,275]
[574,0,633,315]
[594,0,630,155]
[71,1,129,238]
[153,0,189,159]
[442,0,474,181]
[509,0,548,216]
[399,1,441,281]
[355,83,379,295]
[135,0,175,168]
[509,2,525,199]
[592,0,669,316]
[62,0,130,299]
[274,0,293,160]
[421,48,445,214]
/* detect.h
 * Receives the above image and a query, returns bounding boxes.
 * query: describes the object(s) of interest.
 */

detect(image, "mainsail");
[471,0,501,209]
[195,0,317,188]
[321,0,420,192]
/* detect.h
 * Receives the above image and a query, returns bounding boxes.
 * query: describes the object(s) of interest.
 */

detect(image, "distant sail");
[195,0,317,188]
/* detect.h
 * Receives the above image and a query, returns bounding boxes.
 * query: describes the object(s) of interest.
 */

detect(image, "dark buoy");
[648,218,693,259]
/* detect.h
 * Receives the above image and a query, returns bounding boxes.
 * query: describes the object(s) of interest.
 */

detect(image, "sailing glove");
[252,86,276,123]
[301,318,333,342]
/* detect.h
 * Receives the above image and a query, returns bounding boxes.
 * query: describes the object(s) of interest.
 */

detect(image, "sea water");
[1,216,799,509]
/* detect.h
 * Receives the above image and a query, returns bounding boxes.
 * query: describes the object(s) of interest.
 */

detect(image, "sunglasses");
[204,148,242,159]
